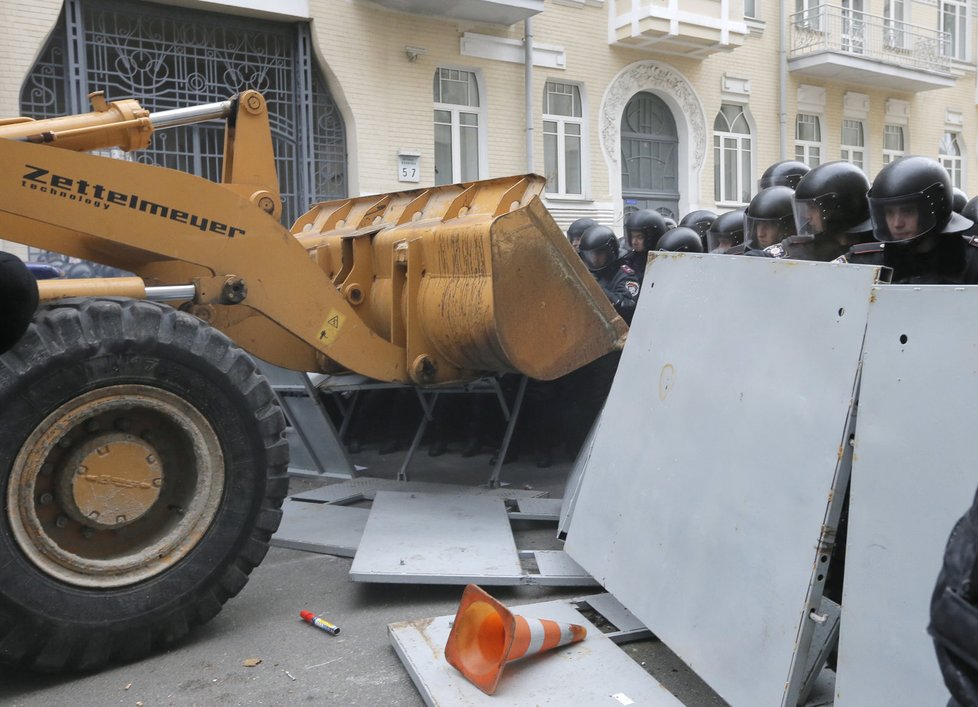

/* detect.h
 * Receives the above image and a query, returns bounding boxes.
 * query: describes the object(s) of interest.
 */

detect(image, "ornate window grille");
[20,0,346,275]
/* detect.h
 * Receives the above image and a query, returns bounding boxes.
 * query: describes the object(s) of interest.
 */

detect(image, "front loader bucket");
[295,174,628,384]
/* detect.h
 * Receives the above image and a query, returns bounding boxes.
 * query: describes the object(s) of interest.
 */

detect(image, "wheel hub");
[61,434,163,529]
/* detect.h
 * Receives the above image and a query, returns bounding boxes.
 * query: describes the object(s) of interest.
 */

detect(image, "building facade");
[1,0,976,258]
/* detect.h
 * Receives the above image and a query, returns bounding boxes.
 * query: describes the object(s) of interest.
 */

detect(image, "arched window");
[795,113,822,167]
[543,81,585,197]
[433,68,485,185]
[20,0,345,275]
[713,104,752,205]
[939,132,963,188]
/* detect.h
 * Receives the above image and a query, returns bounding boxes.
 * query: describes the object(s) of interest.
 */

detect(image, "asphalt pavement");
[0,447,726,706]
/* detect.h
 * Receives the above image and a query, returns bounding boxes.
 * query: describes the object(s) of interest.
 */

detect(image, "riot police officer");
[0,252,39,354]
[566,217,597,252]
[758,160,810,190]
[623,209,668,279]
[743,186,798,256]
[657,226,704,253]
[953,187,968,214]
[579,224,640,324]
[706,209,746,255]
[679,210,717,252]
[849,156,978,284]
[785,161,873,262]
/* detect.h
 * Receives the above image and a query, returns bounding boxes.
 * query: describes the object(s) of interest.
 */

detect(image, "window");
[884,0,906,48]
[543,81,584,197]
[433,68,483,185]
[883,124,905,165]
[841,119,865,170]
[939,132,963,188]
[794,113,822,167]
[745,0,758,18]
[795,0,821,29]
[713,104,752,205]
[941,1,968,61]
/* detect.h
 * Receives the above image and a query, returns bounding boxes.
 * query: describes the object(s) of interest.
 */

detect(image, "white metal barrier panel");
[564,254,882,706]
[835,285,978,707]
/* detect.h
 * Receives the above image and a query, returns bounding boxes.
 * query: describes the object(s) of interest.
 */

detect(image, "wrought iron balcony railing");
[789,5,951,74]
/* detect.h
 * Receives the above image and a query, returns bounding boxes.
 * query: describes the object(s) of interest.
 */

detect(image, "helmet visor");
[869,193,937,242]
[707,230,743,254]
[580,245,613,271]
[744,215,792,250]
[792,198,826,238]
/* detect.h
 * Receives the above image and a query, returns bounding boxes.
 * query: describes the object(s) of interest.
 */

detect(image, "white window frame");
[433,67,488,185]
[795,0,822,29]
[939,132,963,189]
[884,0,907,49]
[882,124,905,165]
[543,80,588,199]
[940,0,968,62]
[744,0,758,19]
[794,113,823,168]
[841,118,866,171]
[713,103,753,207]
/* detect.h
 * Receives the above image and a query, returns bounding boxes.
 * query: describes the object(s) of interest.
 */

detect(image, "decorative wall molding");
[721,73,751,104]
[797,84,827,114]
[885,98,911,126]
[460,32,566,69]
[843,92,869,120]
[600,60,707,168]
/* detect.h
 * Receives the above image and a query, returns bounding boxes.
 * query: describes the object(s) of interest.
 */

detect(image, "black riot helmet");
[744,186,796,250]
[662,216,677,231]
[792,161,871,239]
[566,217,597,249]
[953,188,968,214]
[657,226,705,253]
[962,196,978,238]
[868,156,973,244]
[706,209,746,253]
[579,224,623,272]
[679,210,717,237]
[624,209,668,252]
[758,160,810,190]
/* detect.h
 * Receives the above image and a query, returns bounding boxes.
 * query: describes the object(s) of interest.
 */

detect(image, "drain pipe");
[525,17,534,172]
[779,0,788,159]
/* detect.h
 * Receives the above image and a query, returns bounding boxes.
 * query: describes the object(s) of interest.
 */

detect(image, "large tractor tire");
[0,298,289,671]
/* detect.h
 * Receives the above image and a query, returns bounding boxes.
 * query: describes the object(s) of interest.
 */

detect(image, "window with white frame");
[841,119,865,170]
[543,81,584,197]
[795,113,822,167]
[939,132,963,188]
[713,104,752,205]
[882,124,905,165]
[745,0,758,18]
[884,0,906,48]
[795,0,821,29]
[941,0,968,61]
[433,68,483,186]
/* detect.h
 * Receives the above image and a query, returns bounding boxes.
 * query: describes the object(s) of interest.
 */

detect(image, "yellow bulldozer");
[0,90,626,671]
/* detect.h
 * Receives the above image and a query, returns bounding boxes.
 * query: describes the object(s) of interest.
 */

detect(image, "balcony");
[788,5,954,92]
[610,0,749,58]
[369,0,543,26]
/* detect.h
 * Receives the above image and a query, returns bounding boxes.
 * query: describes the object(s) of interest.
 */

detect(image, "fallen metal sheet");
[564,254,881,707]
[570,592,654,643]
[834,285,978,706]
[350,492,596,586]
[508,498,562,520]
[270,500,368,557]
[258,361,355,480]
[291,477,547,505]
[389,597,685,706]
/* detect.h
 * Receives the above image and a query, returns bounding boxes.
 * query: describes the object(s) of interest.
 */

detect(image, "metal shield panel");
[835,285,978,706]
[564,254,880,706]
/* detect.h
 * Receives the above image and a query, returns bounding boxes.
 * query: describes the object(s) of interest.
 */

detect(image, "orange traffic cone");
[444,583,587,695]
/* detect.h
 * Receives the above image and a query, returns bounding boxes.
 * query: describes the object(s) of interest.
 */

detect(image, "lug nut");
[38,492,53,505]
[55,515,68,528]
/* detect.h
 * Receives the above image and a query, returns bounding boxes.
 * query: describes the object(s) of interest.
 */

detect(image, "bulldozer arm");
[0,92,625,384]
